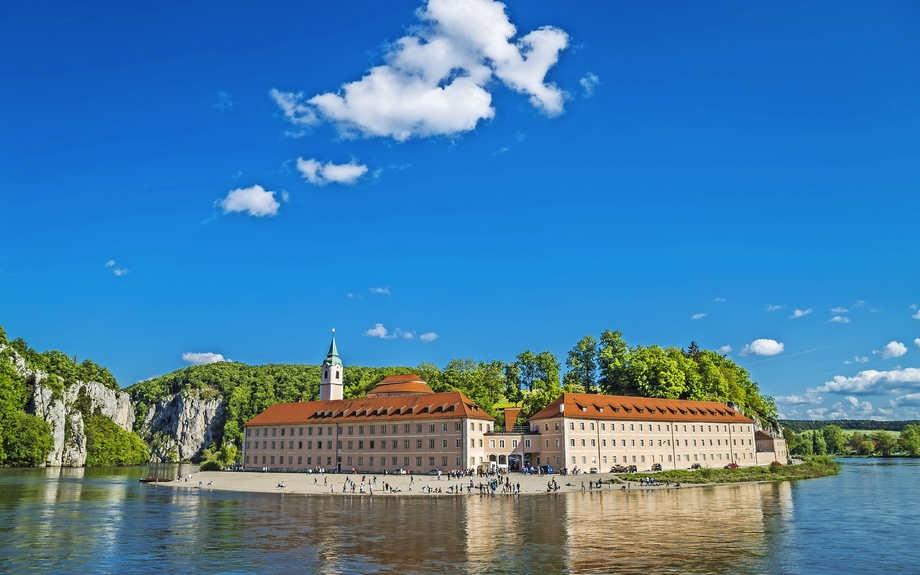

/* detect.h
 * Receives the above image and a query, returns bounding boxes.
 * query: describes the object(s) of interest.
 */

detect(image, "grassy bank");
[618,456,840,484]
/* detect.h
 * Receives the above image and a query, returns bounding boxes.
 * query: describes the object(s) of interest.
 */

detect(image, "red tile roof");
[366,374,434,396]
[244,390,494,427]
[529,393,754,424]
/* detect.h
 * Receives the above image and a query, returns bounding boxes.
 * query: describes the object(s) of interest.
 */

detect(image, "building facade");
[242,335,779,473]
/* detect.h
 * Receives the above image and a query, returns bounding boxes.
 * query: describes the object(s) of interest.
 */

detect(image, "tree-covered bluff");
[0,325,147,467]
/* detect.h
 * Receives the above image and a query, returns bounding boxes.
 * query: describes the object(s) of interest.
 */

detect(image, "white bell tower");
[319,329,343,401]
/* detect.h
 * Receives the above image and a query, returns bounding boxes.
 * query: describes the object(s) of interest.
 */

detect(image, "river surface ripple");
[0,458,916,574]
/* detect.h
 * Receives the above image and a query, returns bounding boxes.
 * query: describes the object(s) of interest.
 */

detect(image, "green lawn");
[618,457,840,484]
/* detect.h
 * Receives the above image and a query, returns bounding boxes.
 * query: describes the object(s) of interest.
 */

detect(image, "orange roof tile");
[366,374,435,396]
[244,390,494,427]
[529,393,754,424]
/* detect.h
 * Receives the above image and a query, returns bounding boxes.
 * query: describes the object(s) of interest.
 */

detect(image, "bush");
[200,460,221,471]
[84,416,150,466]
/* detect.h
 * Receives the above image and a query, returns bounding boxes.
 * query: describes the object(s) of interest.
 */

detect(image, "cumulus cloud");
[765,305,784,312]
[717,345,732,354]
[272,0,569,141]
[740,339,784,357]
[218,185,281,217]
[104,260,128,276]
[831,307,848,313]
[691,313,706,320]
[776,389,823,405]
[817,367,920,395]
[844,356,869,365]
[365,323,393,339]
[913,310,920,320]
[369,286,391,295]
[829,315,851,324]
[579,72,599,97]
[297,158,368,185]
[890,393,920,407]
[790,308,812,318]
[182,352,228,365]
[873,341,908,360]
[915,338,920,349]
[420,332,438,342]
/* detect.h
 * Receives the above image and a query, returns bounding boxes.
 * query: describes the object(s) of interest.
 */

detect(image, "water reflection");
[2,461,917,574]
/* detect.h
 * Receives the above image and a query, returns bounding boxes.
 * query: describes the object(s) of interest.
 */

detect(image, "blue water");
[0,459,916,574]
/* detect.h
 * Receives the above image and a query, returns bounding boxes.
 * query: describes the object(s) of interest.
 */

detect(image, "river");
[0,458,915,574]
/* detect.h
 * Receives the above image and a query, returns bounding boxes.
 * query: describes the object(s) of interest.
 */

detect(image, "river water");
[0,458,916,574]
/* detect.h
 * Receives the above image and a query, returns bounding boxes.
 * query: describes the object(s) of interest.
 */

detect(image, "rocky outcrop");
[139,392,225,462]
[26,380,136,467]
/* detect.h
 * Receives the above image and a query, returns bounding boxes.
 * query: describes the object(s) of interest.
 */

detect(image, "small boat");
[139,477,173,483]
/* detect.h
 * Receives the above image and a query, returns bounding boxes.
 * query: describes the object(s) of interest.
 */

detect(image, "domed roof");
[366,374,434,397]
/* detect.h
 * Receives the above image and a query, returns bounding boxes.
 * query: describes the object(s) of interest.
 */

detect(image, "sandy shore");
[149,470,696,496]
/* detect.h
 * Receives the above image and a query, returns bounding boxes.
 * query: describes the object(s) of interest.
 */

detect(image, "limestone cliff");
[137,392,225,463]
[3,344,136,467]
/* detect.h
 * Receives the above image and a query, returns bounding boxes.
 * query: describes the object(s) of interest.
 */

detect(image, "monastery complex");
[242,334,787,474]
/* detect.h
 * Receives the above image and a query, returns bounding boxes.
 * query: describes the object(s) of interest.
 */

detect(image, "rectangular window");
[347,457,353,466]
[590,423,595,431]
[289,441,293,449]
[631,439,635,447]
[591,439,596,447]
[570,422,575,430]
[393,457,399,466]
[359,426,364,435]
[429,424,435,432]
[512,440,518,448]
[471,422,475,431]
[640,440,644,447]
[358,457,363,465]
[318,427,322,435]
[455,423,462,431]
[571,439,575,446]
[370,440,375,449]
[370,426,375,435]
[416,439,423,449]
[456,439,461,448]
[281,428,285,436]
[471,439,476,447]
[525,439,531,448]
[297,456,302,464]
[348,441,353,449]
[441,456,447,466]
[406,440,411,449]
[327,441,332,449]
[580,422,585,430]
[490,440,495,448]
[348,427,354,435]
[479,423,483,431]
[369,457,374,466]
[555,439,560,448]
[405,425,411,433]
[393,440,399,449]
[581,456,586,464]
[429,439,435,448]
[298,441,302,449]
[456,457,462,466]
[299,428,303,436]
[416,457,422,466]
[602,439,606,447]
[270,456,275,464]
[358,441,364,449]
[271,441,276,449]
[337,441,342,449]
[429,457,435,466]
[479,439,483,447]
[442,439,447,448]
[307,457,312,464]
[417,424,423,433]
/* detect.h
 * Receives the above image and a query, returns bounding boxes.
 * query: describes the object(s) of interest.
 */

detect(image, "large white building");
[242,335,783,473]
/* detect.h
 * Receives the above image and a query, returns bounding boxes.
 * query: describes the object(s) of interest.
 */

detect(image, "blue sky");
[2,0,919,420]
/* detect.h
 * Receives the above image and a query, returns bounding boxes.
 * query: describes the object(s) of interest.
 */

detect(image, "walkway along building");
[241,334,783,473]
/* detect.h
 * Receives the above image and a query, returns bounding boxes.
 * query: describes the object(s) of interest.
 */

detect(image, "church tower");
[319,329,343,401]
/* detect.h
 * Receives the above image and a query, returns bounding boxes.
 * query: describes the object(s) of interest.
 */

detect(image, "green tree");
[597,330,630,394]
[822,425,846,454]
[899,424,920,457]
[812,430,827,455]
[872,431,897,457]
[84,416,149,466]
[564,335,598,392]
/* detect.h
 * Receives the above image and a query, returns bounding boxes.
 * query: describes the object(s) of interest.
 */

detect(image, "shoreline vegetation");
[151,458,841,497]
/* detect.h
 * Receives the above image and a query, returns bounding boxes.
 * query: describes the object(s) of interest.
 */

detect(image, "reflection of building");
[243,334,768,473]
[754,430,789,465]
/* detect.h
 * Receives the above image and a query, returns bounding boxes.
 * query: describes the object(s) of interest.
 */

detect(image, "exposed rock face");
[27,381,137,467]
[139,392,225,462]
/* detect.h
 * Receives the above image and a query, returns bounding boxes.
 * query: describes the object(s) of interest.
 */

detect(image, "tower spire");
[320,329,343,401]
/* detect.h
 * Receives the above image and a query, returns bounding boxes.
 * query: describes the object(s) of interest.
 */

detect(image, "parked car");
[724,463,739,469]
[690,463,702,470]
[651,463,662,471]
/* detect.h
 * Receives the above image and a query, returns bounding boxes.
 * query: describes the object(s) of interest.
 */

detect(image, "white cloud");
[420,332,438,342]
[817,367,920,395]
[873,341,908,360]
[890,393,920,407]
[915,338,920,349]
[844,356,869,365]
[776,389,823,405]
[281,190,290,202]
[714,298,727,302]
[364,323,394,339]
[831,307,848,313]
[829,315,851,324]
[691,313,706,320]
[740,339,784,357]
[182,352,228,365]
[717,345,732,354]
[213,91,234,110]
[218,185,281,217]
[764,305,784,312]
[369,286,391,295]
[913,310,920,320]
[297,158,368,186]
[579,72,599,97]
[401,331,414,339]
[273,0,569,141]
[104,260,128,276]
[790,308,812,318]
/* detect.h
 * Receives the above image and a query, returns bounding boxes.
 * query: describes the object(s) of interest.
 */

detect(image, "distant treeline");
[780,420,920,432]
